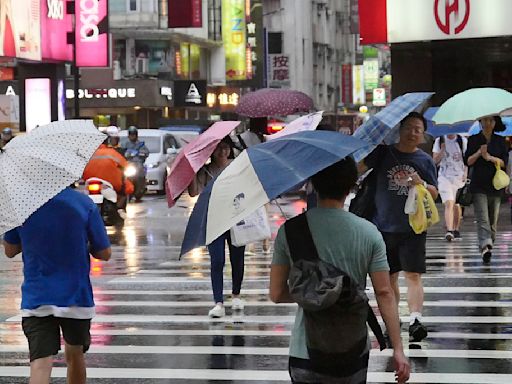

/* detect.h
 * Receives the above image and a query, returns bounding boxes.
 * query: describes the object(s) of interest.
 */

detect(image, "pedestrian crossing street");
[1,207,512,383]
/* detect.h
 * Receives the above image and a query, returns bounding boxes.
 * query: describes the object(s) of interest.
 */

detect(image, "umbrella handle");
[272,199,288,220]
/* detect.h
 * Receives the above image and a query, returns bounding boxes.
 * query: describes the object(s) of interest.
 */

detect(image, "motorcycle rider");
[83,131,134,217]
[122,126,149,201]
[1,127,13,148]
[105,126,125,156]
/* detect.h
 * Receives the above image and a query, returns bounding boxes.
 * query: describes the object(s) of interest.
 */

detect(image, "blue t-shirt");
[366,145,438,233]
[3,188,110,310]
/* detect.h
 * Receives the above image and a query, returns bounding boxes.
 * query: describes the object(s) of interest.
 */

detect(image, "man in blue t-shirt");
[362,112,438,343]
[2,187,111,384]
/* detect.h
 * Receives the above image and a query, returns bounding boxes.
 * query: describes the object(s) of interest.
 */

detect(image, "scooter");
[124,149,147,201]
[82,178,124,227]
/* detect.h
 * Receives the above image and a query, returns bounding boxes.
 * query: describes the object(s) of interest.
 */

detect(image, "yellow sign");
[180,43,190,78]
[222,0,247,80]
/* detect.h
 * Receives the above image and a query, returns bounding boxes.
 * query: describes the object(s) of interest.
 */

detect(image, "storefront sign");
[372,88,386,106]
[0,68,15,81]
[341,64,352,104]
[359,0,512,44]
[222,0,247,80]
[75,0,109,67]
[174,80,207,107]
[0,0,42,61]
[363,59,379,91]
[25,78,51,132]
[352,65,365,105]
[268,54,290,88]
[41,0,73,61]
[66,88,136,99]
[160,86,173,100]
[168,0,202,28]
[207,87,241,109]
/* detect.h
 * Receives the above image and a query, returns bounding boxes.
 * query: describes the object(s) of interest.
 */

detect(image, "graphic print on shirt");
[388,164,417,196]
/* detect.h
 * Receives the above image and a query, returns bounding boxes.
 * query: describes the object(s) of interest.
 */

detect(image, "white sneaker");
[208,303,225,318]
[232,298,245,310]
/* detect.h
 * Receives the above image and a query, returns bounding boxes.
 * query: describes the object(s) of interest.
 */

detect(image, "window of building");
[268,32,283,54]
[128,0,139,11]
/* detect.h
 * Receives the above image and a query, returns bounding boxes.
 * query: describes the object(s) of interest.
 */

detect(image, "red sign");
[341,64,352,104]
[168,0,203,28]
[0,68,14,81]
[75,0,109,67]
[358,0,388,44]
[434,0,470,35]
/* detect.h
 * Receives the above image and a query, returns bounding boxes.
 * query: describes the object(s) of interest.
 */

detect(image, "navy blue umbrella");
[180,131,368,257]
[425,107,474,137]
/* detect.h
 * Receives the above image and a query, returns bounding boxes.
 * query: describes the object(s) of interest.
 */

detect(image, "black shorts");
[381,231,427,274]
[22,316,91,362]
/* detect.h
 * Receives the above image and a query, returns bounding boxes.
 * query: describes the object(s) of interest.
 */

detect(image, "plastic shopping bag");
[408,185,440,234]
[404,186,417,214]
[230,206,271,247]
[493,163,510,190]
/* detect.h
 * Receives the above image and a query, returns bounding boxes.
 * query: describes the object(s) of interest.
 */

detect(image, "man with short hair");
[433,134,467,241]
[362,112,438,342]
[270,158,409,383]
[1,127,13,148]
[3,187,111,384]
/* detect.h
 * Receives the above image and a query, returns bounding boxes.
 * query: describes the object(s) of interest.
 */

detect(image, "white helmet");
[105,126,120,137]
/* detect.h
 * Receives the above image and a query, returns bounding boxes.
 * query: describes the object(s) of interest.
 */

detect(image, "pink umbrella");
[235,88,314,118]
[165,121,241,207]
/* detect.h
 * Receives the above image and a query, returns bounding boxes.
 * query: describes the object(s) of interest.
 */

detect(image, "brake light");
[87,183,102,194]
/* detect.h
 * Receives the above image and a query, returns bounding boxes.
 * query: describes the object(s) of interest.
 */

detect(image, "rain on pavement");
[1,194,512,383]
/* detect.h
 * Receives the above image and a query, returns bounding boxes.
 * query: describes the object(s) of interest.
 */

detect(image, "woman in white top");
[188,139,246,318]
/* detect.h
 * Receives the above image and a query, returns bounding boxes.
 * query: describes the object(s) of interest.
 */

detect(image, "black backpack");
[285,213,386,377]
[349,145,388,221]
[439,135,464,154]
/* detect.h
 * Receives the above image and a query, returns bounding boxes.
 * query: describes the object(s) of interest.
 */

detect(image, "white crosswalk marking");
[1,199,512,383]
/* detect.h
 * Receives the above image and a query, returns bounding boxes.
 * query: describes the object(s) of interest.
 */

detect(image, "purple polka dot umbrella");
[235,88,314,118]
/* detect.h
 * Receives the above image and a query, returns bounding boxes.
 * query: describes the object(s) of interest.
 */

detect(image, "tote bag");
[230,206,271,247]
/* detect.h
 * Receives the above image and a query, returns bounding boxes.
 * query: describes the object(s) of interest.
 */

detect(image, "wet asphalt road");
[1,194,512,383]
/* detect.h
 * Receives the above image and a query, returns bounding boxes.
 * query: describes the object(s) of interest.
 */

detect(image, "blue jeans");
[207,232,245,304]
[472,193,501,251]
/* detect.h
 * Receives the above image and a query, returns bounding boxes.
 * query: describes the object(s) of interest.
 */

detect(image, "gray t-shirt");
[272,207,389,359]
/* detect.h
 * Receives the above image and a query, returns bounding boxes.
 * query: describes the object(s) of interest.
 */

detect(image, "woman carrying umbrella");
[188,138,245,318]
[465,116,508,264]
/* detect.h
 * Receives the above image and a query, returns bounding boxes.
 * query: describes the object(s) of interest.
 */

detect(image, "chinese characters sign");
[268,54,290,88]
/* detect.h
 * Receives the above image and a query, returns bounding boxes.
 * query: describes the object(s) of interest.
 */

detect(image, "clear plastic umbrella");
[0,120,105,235]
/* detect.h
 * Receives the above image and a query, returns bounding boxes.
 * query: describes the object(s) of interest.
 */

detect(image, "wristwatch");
[422,181,428,188]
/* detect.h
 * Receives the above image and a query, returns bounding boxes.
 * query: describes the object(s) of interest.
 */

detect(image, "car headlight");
[124,165,137,177]
[146,162,161,169]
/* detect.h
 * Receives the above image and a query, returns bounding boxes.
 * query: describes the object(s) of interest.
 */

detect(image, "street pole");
[67,0,80,118]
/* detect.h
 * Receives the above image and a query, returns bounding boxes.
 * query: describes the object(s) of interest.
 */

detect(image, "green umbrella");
[432,88,512,125]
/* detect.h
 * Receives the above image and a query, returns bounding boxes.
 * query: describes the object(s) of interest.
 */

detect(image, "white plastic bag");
[404,186,417,215]
[230,206,271,247]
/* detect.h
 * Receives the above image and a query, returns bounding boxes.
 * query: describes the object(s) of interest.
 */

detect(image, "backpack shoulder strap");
[284,213,319,263]
[237,134,248,150]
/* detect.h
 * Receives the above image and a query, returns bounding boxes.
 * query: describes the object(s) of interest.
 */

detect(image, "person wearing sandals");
[464,116,508,264]
[188,139,245,318]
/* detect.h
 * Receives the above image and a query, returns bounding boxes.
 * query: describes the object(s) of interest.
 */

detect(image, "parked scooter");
[81,178,124,227]
[124,146,147,201]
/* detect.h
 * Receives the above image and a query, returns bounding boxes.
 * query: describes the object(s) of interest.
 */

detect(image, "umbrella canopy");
[165,121,241,208]
[235,88,314,118]
[0,120,105,235]
[352,92,434,162]
[425,107,474,137]
[265,111,324,141]
[180,131,367,257]
[432,88,512,125]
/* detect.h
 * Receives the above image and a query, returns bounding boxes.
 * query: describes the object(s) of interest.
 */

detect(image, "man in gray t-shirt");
[270,158,409,384]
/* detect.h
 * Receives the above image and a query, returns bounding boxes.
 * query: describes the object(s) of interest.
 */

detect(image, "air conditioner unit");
[135,58,149,74]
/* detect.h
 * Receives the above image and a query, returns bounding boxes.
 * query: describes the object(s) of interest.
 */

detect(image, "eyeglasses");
[401,125,425,134]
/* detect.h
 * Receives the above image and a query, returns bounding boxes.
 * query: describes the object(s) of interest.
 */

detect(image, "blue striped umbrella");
[353,92,434,161]
[180,131,367,257]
